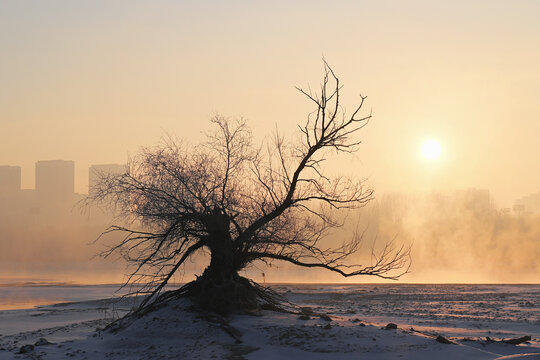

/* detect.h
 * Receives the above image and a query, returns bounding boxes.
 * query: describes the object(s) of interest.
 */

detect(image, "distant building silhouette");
[35,160,75,201]
[455,188,491,215]
[0,165,21,197]
[514,191,540,215]
[89,164,127,195]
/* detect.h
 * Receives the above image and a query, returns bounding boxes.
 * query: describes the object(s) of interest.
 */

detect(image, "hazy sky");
[1,0,539,206]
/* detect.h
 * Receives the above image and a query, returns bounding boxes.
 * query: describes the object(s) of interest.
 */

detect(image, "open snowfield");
[0,284,538,359]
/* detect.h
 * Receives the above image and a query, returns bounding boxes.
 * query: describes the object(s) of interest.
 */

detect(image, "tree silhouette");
[89,62,410,314]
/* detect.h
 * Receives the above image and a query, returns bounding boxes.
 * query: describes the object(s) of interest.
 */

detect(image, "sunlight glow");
[421,139,442,160]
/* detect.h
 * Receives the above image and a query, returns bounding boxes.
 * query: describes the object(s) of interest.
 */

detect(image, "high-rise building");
[35,160,75,201]
[89,164,127,195]
[514,191,540,215]
[0,165,21,197]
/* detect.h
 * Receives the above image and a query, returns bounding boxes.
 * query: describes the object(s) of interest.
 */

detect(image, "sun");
[421,139,442,159]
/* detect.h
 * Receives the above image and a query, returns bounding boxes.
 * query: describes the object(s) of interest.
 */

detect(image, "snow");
[0,284,538,359]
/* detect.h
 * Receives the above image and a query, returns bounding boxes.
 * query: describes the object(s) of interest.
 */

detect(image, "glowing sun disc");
[421,139,441,159]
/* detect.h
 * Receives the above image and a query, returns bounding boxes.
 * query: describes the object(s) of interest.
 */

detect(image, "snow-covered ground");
[0,284,538,359]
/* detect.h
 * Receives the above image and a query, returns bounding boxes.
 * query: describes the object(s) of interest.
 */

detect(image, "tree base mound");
[147,272,285,316]
[106,273,292,333]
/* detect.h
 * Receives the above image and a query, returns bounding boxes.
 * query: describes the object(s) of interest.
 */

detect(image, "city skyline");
[0,160,127,195]
[1,158,539,215]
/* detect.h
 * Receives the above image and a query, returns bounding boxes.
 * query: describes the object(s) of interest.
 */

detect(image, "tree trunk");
[188,211,259,313]
[192,251,258,314]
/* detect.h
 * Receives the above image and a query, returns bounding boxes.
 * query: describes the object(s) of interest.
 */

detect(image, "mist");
[240,189,538,284]
[0,188,121,284]
[1,156,539,285]
[356,190,539,283]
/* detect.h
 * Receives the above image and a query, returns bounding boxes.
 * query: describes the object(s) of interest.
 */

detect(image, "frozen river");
[0,283,538,341]
[280,284,539,341]
[0,283,538,359]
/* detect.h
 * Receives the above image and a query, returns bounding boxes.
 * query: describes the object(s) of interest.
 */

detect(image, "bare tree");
[89,62,410,314]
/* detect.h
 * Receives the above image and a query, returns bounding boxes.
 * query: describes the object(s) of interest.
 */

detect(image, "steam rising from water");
[246,191,540,284]
[0,190,538,284]
[355,192,540,283]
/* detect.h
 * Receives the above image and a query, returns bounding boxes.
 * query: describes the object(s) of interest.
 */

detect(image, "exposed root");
[155,274,287,315]
[104,272,294,333]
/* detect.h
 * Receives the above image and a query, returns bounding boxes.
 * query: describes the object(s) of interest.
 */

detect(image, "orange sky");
[1,0,539,207]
